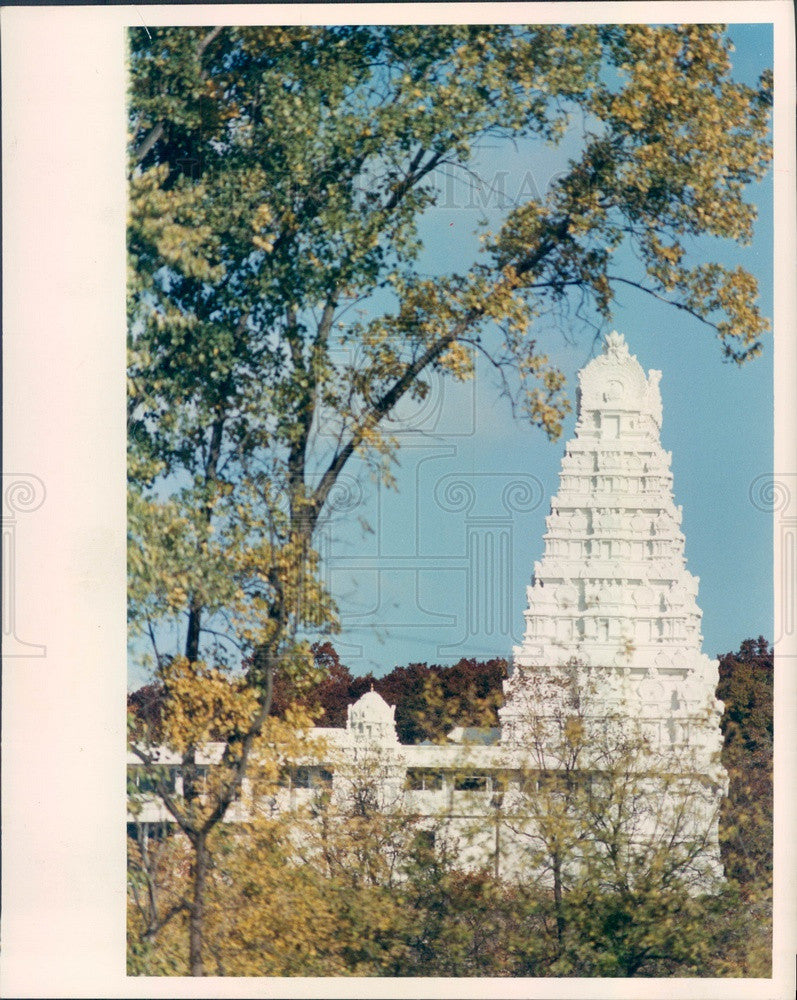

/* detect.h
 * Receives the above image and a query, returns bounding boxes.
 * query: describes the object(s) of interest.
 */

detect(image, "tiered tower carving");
[500,332,726,793]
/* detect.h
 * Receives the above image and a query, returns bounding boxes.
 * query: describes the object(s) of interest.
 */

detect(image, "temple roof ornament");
[605,329,630,357]
[576,330,662,427]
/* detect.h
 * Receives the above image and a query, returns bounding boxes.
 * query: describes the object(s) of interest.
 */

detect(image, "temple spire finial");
[604,330,629,357]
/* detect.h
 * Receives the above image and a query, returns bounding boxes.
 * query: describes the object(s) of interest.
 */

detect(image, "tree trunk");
[189,834,208,976]
[553,851,565,948]
[183,413,224,667]
[185,601,202,664]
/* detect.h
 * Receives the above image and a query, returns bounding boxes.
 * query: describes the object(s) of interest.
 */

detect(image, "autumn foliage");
[268,642,509,742]
[129,638,773,976]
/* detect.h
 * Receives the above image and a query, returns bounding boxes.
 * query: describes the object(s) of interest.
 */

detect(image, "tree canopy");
[129,23,771,677]
[268,644,509,741]
[716,637,773,900]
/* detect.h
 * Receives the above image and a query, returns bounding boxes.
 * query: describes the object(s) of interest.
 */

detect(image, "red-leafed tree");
[305,643,373,728]
[376,657,509,744]
[267,651,509,743]
[373,663,438,744]
[128,682,165,741]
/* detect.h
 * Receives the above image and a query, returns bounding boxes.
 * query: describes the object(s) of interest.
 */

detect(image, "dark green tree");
[715,637,773,974]
[716,636,773,886]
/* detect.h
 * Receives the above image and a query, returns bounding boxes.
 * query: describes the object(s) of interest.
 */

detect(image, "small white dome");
[349,689,394,721]
[346,688,398,744]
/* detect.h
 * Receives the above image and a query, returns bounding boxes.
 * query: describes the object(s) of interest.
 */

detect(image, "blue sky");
[314,23,775,677]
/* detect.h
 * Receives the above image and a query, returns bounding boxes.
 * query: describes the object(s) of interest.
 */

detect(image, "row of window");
[127,764,334,795]
[129,765,688,799]
[279,766,334,789]
[544,540,680,559]
[127,764,198,795]
[558,475,671,493]
[127,765,495,796]
[404,769,586,795]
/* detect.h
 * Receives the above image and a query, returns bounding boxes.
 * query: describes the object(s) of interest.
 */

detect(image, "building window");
[291,766,312,788]
[412,829,436,853]
[186,765,209,794]
[288,766,333,789]
[524,771,584,795]
[453,773,488,792]
[489,773,511,805]
[406,769,443,791]
[127,764,177,795]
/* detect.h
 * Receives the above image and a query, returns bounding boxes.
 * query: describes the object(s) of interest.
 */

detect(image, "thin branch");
[199,663,275,836]
[146,618,164,671]
[144,897,192,940]
[198,625,245,653]
[311,318,471,521]
[133,122,164,168]
[196,24,224,58]
[606,274,718,330]
[128,744,192,834]
[457,334,521,418]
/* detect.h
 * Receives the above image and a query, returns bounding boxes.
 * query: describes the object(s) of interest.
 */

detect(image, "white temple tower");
[500,332,727,830]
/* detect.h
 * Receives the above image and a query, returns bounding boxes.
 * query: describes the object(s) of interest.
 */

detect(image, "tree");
[403,657,508,743]
[127,648,773,976]
[397,859,522,976]
[127,682,165,742]
[127,819,192,975]
[714,637,773,975]
[716,636,773,890]
[303,654,508,742]
[498,662,730,976]
[192,739,432,975]
[127,25,771,974]
[261,640,361,725]
[127,701,324,974]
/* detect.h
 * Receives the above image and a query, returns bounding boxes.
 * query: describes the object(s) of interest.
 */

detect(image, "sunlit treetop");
[129,24,771,474]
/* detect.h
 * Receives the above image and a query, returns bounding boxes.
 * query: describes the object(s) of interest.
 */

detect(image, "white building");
[129,332,727,878]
